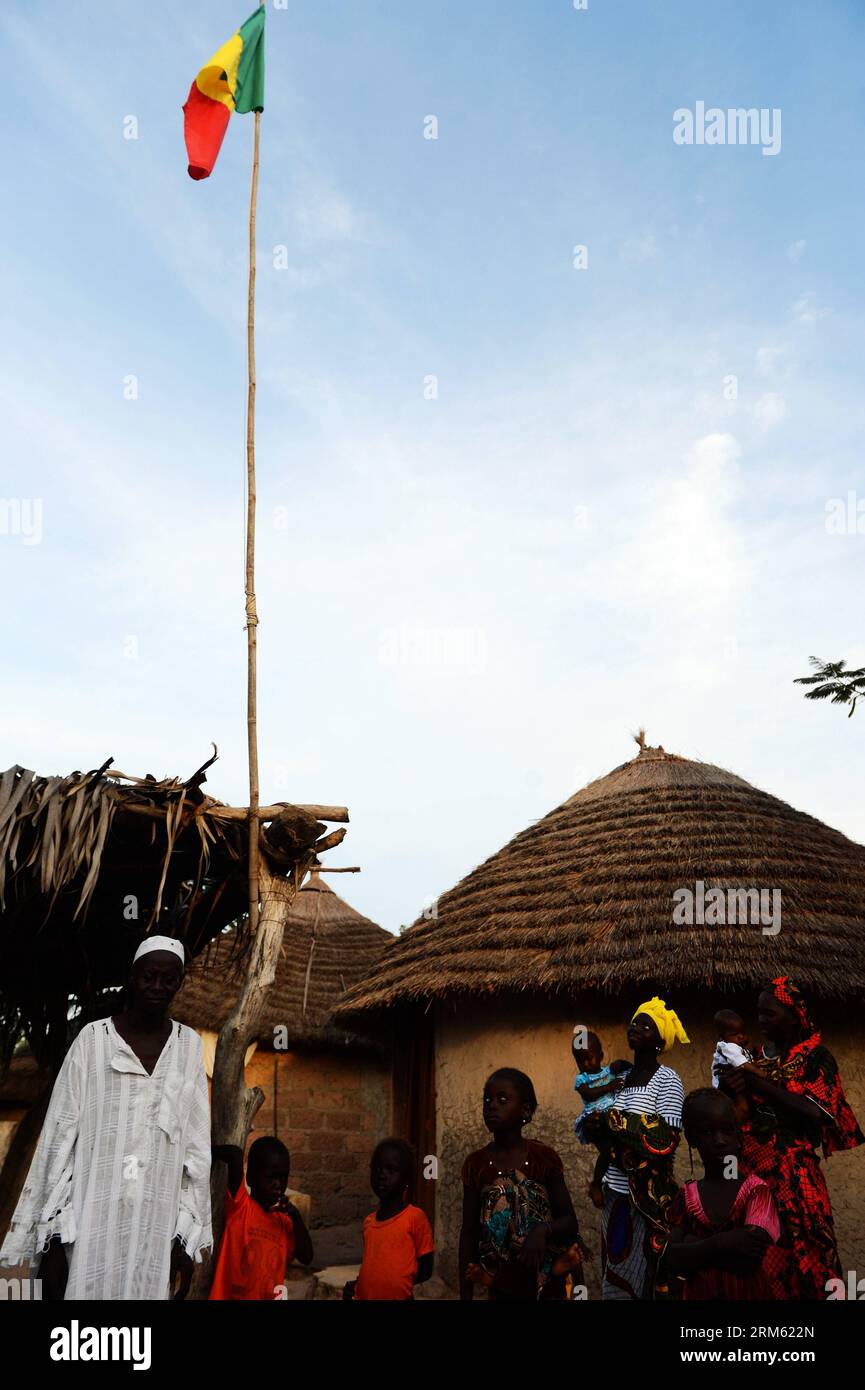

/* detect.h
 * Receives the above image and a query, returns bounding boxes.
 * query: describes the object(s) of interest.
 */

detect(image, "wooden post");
[208,801,336,1157]
[203,807,340,1277]
[245,95,263,943]
[196,857,300,1297]
[273,1051,279,1140]
[211,857,295,1147]
[214,51,265,1156]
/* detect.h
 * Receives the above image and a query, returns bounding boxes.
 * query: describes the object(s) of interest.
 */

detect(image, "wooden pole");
[199,28,282,1292]
[197,858,300,1298]
[245,89,263,942]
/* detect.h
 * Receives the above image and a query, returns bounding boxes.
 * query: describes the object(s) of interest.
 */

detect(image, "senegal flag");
[183,8,265,180]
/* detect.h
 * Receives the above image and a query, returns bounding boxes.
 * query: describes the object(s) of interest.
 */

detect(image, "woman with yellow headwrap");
[581,997,690,1300]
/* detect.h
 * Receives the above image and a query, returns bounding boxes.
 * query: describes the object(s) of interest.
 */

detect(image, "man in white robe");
[0,936,212,1299]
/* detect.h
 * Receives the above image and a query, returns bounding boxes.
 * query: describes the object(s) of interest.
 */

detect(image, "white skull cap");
[132,935,185,966]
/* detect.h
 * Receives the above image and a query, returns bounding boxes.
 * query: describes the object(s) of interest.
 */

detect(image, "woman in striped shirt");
[581,996,689,1300]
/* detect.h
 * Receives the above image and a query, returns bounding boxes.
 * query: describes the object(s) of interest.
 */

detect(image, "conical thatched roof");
[335,742,865,1016]
[174,872,393,1047]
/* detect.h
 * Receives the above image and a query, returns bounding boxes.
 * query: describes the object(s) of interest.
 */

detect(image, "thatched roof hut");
[335,740,865,1290]
[175,870,393,1047]
[339,742,865,1012]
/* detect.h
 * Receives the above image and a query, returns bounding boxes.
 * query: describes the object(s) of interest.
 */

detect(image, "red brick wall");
[243,1048,391,1227]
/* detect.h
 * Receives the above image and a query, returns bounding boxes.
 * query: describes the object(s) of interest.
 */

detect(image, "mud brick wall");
[243,1048,391,1227]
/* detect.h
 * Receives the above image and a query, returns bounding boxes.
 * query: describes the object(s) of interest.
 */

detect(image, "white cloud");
[614,433,747,622]
[791,291,829,326]
[752,392,787,431]
[787,239,807,263]
[756,342,788,377]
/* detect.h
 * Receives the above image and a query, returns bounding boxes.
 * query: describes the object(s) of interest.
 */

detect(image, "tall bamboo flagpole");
[244,1,265,940]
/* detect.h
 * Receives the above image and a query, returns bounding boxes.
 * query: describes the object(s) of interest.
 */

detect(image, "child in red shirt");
[343,1138,434,1301]
[210,1137,313,1300]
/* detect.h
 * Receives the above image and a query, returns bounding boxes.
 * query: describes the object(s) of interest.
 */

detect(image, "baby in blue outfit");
[572,1026,631,1208]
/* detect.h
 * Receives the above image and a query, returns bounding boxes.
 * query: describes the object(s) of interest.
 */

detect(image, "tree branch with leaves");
[794,657,865,718]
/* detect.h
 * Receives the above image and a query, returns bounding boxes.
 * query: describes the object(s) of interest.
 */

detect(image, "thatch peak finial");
[633,728,666,757]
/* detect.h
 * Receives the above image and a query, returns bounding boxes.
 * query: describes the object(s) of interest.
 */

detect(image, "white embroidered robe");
[0,1017,212,1299]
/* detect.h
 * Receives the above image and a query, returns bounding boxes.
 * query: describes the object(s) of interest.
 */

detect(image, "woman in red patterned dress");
[723,977,863,1299]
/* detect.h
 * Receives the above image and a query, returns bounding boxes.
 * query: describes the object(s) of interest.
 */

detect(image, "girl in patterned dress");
[458,1067,583,1300]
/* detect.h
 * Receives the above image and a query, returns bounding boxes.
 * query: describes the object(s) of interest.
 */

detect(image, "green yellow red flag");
[183,8,265,180]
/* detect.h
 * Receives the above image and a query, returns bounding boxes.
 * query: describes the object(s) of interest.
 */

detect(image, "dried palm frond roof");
[174,871,393,1048]
[336,739,865,1017]
[0,756,238,921]
[0,756,348,1067]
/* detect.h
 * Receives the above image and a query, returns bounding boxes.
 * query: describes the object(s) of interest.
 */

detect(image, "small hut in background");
[336,740,865,1293]
[174,870,394,1228]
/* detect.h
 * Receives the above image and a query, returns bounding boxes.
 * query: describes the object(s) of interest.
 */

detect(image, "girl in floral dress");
[459,1067,582,1300]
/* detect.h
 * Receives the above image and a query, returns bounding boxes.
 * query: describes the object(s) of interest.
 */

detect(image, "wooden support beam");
[312,826,347,855]
[212,803,349,824]
[116,800,349,825]
[254,803,349,824]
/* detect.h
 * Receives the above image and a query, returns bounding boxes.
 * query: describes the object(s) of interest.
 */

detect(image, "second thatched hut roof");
[175,871,393,1047]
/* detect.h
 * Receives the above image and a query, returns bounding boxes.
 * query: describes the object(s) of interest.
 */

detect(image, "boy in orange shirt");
[210,1137,313,1300]
[344,1138,434,1301]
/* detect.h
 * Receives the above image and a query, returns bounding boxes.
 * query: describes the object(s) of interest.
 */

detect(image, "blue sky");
[1,0,863,931]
